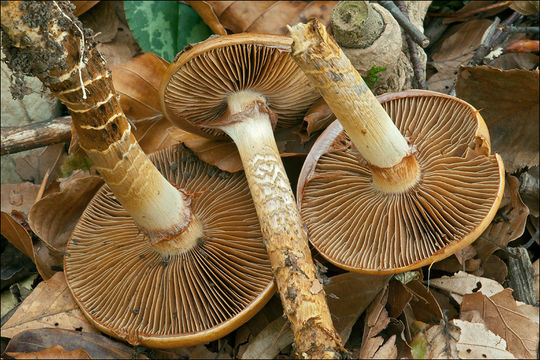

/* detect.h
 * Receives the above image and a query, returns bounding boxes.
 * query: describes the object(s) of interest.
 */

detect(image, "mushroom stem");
[289,19,420,191]
[1,1,193,246]
[219,92,343,358]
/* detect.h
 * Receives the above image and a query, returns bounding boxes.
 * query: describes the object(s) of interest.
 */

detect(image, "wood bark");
[1,116,71,155]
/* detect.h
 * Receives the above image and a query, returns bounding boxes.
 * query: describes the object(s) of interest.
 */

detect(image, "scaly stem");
[1,1,195,253]
[289,19,420,193]
[219,91,343,359]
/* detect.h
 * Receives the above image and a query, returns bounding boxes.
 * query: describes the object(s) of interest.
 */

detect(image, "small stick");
[500,25,539,34]
[395,0,426,89]
[1,116,72,155]
[379,1,430,48]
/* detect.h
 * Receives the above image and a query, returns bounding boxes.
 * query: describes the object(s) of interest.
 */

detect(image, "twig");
[379,1,430,48]
[395,0,426,89]
[1,116,72,155]
[427,1,512,18]
[500,25,540,34]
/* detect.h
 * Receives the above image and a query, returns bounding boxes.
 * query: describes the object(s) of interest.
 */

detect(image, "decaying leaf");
[460,288,539,359]
[5,344,92,359]
[1,272,98,338]
[424,319,460,359]
[487,53,539,71]
[358,286,397,359]
[28,172,103,252]
[298,98,335,143]
[440,1,511,25]
[71,1,100,17]
[429,271,504,304]
[14,143,66,186]
[406,280,444,325]
[427,19,493,93]
[509,0,540,15]
[187,1,337,35]
[0,183,40,216]
[453,319,515,359]
[78,1,119,43]
[482,254,509,284]
[3,328,148,359]
[456,66,539,172]
[473,175,529,263]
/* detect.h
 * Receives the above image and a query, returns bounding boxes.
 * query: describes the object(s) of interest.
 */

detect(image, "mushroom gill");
[163,38,320,138]
[64,144,273,347]
[299,93,503,273]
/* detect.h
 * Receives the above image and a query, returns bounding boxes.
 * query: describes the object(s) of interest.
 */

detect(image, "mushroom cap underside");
[64,144,274,348]
[160,33,320,139]
[297,90,505,274]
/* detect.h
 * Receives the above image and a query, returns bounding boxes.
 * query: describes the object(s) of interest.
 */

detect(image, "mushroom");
[2,2,273,348]
[160,34,343,357]
[289,20,505,273]
[65,144,275,347]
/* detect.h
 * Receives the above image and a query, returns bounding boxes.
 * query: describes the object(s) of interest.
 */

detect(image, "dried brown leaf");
[452,319,515,358]
[1,272,98,338]
[487,53,539,71]
[406,280,444,325]
[1,211,34,260]
[473,175,529,263]
[441,1,511,24]
[14,144,66,187]
[429,271,504,304]
[71,1,100,17]
[424,319,460,359]
[3,328,148,359]
[460,288,539,358]
[358,286,397,359]
[456,66,539,172]
[188,1,337,35]
[509,1,539,15]
[28,173,103,252]
[6,344,91,359]
[482,254,508,284]
[298,95,335,143]
[0,183,40,216]
[79,1,118,43]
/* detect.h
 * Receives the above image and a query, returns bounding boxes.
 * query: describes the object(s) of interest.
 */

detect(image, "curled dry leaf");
[187,1,337,35]
[5,344,91,359]
[1,272,98,338]
[298,98,336,143]
[28,172,103,252]
[456,66,539,172]
[0,211,59,281]
[429,271,504,304]
[509,0,540,15]
[473,175,529,263]
[3,328,148,359]
[71,1,100,17]
[460,288,539,359]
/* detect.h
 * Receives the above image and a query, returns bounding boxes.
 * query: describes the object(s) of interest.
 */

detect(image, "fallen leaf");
[187,1,337,35]
[28,173,103,252]
[298,98,335,143]
[427,19,493,93]
[79,1,119,43]
[509,0,540,15]
[3,328,148,359]
[386,279,413,319]
[14,143,66,186]
[460,288,539,359]
[534,259,539,303]
[1,183,40,216]
[6,344,91,359]
[473,175,529,263]
[487,53,539,71]
[1,272,98,338]
[456,66,539,172]
[358,286,397,359]
[504,39,540,54]
[406,280,444,325]
[239,317,292,359]
[424,319,460,359]
[519,165,539,217]
[452,319,515,359]
[71,1,100,17]
[429,271,504,304]
[482,254,508,284]
[440,1,510,24]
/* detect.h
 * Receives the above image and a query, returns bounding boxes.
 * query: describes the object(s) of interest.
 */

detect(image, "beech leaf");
[1,272,98,338]
[6,344,91,359]
[455,66,539,172]
[429,271,504,304]
[460,288,539,359]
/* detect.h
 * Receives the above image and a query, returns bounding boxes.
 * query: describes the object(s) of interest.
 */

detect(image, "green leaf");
[124,1,213,62]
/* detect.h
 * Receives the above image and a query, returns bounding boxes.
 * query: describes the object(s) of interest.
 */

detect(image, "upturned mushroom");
[289,20,505,273]
[2,1,273,348]
[160,34,343,357]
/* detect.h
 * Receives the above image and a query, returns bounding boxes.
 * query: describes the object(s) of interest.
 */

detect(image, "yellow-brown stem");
[220,93,344,359]
[1,1,192,248]
[288,19,413,170]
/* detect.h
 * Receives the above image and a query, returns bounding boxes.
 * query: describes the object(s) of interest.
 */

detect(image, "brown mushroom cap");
[297,90,505,274]
[160,33,320,139]
[64,144,274,348]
